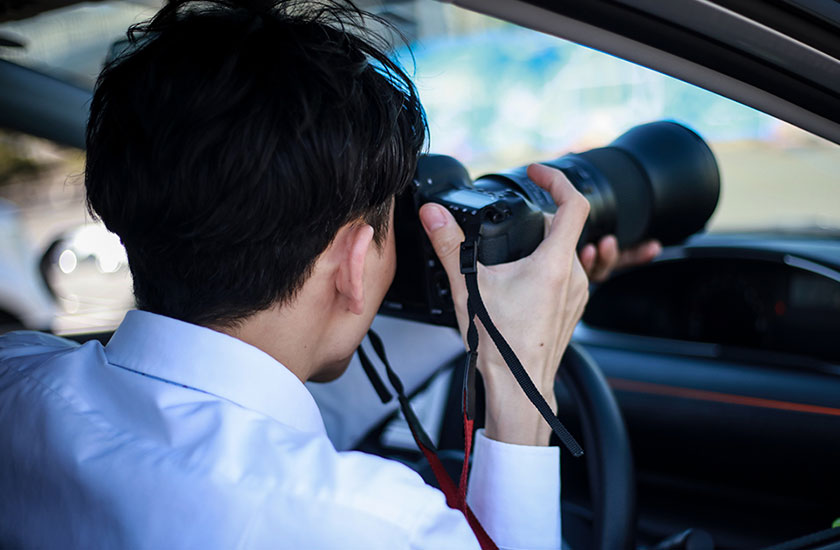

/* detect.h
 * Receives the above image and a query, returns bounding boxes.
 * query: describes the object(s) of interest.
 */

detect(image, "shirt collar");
[105,310,326,435]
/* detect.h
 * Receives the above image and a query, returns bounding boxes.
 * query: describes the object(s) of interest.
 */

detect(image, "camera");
[382,121,720,327]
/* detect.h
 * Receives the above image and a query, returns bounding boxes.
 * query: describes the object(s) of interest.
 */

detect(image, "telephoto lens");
[382,120,720,327]
[475,120,720,249]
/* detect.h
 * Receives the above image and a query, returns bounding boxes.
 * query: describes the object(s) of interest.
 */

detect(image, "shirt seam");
[4,364,160,453]
[105,359,324,437]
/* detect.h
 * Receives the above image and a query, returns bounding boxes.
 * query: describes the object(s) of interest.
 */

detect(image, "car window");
[0,0,838,336]
[393,3,840,233]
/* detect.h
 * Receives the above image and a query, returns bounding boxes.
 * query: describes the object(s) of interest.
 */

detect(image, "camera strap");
[358,330,498,550]
[460,231,584,458]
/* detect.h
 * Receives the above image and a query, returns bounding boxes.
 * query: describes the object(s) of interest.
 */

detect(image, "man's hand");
[579,236,661,282]
[419,164,590,447]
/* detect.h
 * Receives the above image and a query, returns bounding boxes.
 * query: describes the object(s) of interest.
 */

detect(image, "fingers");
[616,239,662,269]
[419,202,467,301]
[580,243,597,274]
[527,164,590,264]
[587,235,619,282]
[581,237,662,282]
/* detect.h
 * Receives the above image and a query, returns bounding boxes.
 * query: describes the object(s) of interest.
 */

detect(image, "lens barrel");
[476,121,720,248]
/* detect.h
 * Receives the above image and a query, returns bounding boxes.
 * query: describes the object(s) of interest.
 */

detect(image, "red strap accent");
[416,438,459,508]
[413,433,498,550]
[357,331,497,549]
[458,414,474,509]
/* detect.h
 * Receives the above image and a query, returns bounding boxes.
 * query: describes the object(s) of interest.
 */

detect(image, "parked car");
[0,197,54,331]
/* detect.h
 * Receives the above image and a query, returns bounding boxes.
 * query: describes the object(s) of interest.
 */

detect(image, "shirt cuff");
[466,429,561,550]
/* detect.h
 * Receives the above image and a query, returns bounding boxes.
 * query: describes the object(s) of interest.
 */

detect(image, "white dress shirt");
[0,310,561,549]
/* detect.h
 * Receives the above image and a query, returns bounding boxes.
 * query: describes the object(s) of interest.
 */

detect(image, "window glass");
[0,1,838,336]
[393,3,840,232]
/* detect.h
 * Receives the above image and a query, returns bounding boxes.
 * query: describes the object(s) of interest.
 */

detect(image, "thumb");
[419,203,467,299]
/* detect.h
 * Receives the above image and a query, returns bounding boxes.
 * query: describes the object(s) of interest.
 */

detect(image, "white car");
[0,197,54,331]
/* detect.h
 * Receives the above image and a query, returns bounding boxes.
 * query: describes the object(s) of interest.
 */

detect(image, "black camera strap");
[357,331,498,550]
[354,225,581,546]
[460,230,584,458]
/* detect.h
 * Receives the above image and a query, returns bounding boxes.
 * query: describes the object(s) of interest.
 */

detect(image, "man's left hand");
[579,236,661,282]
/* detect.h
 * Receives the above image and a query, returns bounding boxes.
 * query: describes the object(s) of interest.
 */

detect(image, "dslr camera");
[382,121,720,327]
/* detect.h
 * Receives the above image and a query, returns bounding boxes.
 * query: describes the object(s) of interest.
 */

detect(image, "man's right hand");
[419,164,591,447]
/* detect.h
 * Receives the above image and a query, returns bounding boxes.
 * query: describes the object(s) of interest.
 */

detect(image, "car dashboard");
[584,232,840,364]
[564,231,840,547]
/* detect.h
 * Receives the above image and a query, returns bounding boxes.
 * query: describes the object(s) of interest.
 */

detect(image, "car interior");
[0,1,838,549]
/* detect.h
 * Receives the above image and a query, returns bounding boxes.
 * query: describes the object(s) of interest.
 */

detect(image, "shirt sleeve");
[466,429,562,550]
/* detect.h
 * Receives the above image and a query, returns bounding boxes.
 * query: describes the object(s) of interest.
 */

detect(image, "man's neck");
[208,220,384,384]
[208,278,361,384]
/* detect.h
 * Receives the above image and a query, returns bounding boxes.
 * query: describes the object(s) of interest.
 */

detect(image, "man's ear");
[335,223,375,315]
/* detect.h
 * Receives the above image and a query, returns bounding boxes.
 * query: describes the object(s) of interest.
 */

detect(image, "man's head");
[85,0,426,331]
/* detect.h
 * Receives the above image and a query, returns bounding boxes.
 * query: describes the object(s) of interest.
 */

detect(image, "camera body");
[412,155,546,265]
[382,121,720,327]
[384,155,545,327]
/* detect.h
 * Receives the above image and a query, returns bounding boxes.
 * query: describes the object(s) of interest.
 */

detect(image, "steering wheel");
[561,342,636,550]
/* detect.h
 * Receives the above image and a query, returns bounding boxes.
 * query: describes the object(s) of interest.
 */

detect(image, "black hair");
[85,0,427,327]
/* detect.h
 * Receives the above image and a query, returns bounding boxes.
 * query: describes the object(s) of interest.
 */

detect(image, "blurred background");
[0,0,838,335]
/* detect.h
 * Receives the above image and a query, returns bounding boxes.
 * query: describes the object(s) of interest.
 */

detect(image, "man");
[0,1,658,548]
